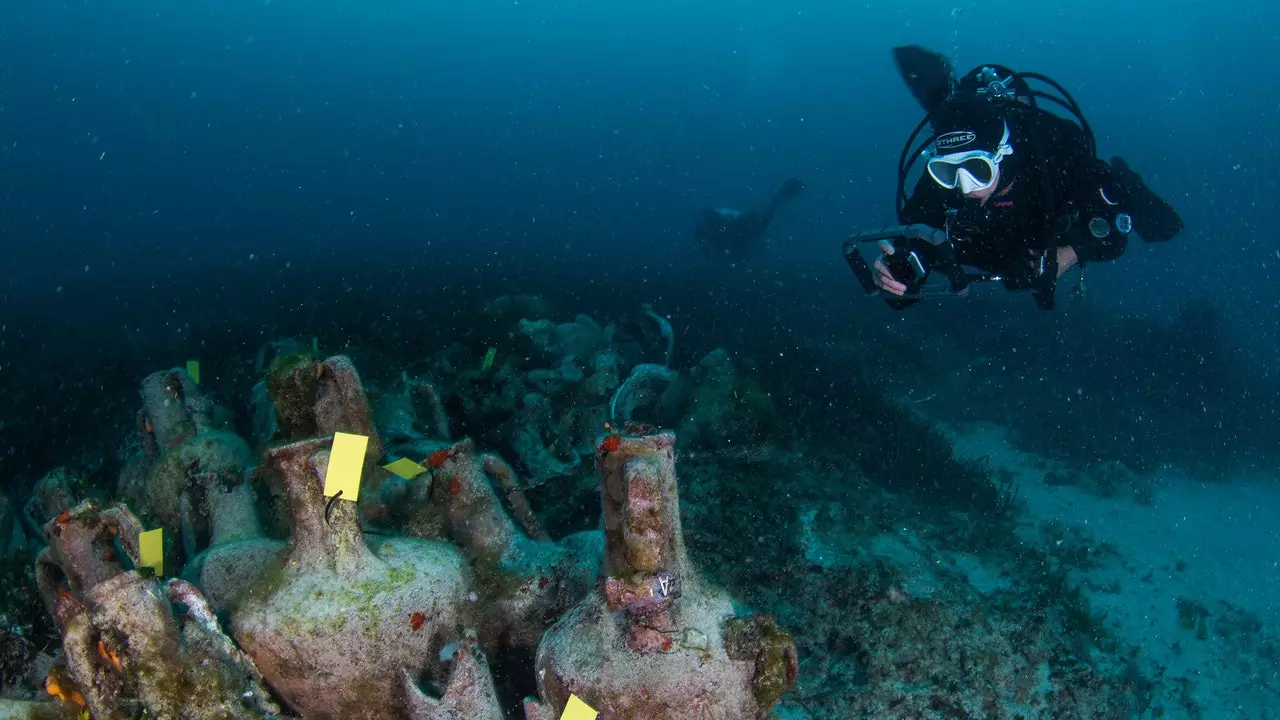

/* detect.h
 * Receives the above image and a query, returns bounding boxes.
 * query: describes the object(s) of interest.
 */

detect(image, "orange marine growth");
[599,434,622,454]
[427,448,454,469]
[45,672,85,707]
[409,611,426,632]
[448,476,462,496]
[97,638,123,672]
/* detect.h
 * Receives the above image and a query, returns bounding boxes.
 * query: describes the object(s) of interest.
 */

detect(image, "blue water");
[2,1,1279,716]
[4,1,1278,334]
[3,0,1274,478]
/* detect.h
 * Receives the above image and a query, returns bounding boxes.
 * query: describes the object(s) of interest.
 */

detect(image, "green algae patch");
[1177,597,1211,641]
[468,548,526,605]
[237,554,290,613]
[723,614,798,710]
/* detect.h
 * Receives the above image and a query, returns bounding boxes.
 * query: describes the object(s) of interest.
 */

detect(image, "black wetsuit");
[896,105,1132,309]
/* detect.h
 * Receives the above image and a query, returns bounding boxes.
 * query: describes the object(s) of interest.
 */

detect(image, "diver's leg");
[759,179,805,232]
[892,45,957,114]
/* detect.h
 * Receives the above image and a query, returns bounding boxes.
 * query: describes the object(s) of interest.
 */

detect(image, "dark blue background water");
[1,0,1276,479]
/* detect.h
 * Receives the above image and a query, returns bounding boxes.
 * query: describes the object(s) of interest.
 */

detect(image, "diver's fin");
[892,45,956,114]
[1110,156,1182,242]
[773,178,805,205]
[760,178,805,229]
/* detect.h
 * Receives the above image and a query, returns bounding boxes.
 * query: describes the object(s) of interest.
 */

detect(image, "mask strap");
[993,121,1014,161]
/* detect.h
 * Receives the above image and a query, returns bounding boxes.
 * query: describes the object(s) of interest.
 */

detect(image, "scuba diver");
[695,178,805,256]
[845,46,1182,310]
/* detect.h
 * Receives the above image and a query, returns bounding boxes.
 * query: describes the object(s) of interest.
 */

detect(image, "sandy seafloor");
[770,413,1280,719]
[947,420,1280,718]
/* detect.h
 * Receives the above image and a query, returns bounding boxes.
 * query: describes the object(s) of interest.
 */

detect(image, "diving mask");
[925,122,1013,193]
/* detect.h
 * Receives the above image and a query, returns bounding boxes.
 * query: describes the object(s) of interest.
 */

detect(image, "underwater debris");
[34,502,139,624]
[400,629,503,720]
[609,363,678,426]
[231,437,491,720]
[428,438,598,654]
[675,349,777,450]
[21,468,87,541]
[116,366,250,574]
[608,303,675,367]
[524,430,796,720]
[178,471,284,616]
[10,308,1189,718]
[33,501,278,719]
[137,367,215,453]
[429,303,686,490]
[481,453,548,541]
[375,371,452,447]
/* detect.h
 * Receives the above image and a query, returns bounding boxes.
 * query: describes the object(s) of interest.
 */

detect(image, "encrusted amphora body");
[524,431,797,720]
[180,477,286,615]
[230,437,473,719]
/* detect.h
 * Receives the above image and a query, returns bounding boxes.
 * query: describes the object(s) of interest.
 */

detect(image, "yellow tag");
[383,457,427,480]
[324,432,369,501]
[481,347,497,372]
[561,695,598,720]
[186,360,201,384]
[138,528,164,576]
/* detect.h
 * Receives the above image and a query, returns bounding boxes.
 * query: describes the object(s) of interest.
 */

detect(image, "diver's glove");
[1110,157,1182,243]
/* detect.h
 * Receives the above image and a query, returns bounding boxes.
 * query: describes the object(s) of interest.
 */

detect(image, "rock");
[0,494,12,557]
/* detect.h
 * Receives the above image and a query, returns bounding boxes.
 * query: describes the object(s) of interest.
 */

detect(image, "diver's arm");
[1110,157,1182,242]
[1041,107,1183,244]
[897,174,947,227]
[1065,157,1132,263]
[868,179,947,311]
[1029,116,1130,265]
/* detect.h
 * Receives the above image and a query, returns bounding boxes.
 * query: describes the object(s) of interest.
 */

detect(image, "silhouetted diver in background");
[695,178,805,256]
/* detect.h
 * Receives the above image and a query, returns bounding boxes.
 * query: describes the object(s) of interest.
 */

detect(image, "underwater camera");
[842,224,999,301]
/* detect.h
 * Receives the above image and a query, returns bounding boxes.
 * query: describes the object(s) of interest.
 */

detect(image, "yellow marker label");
[324,432,369,501]
[312,336,319,354]
[561,695,598,720]
[481,347,497,372]
[186,360,201,384]
[138,528,164,576]
[383,457,427,480]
